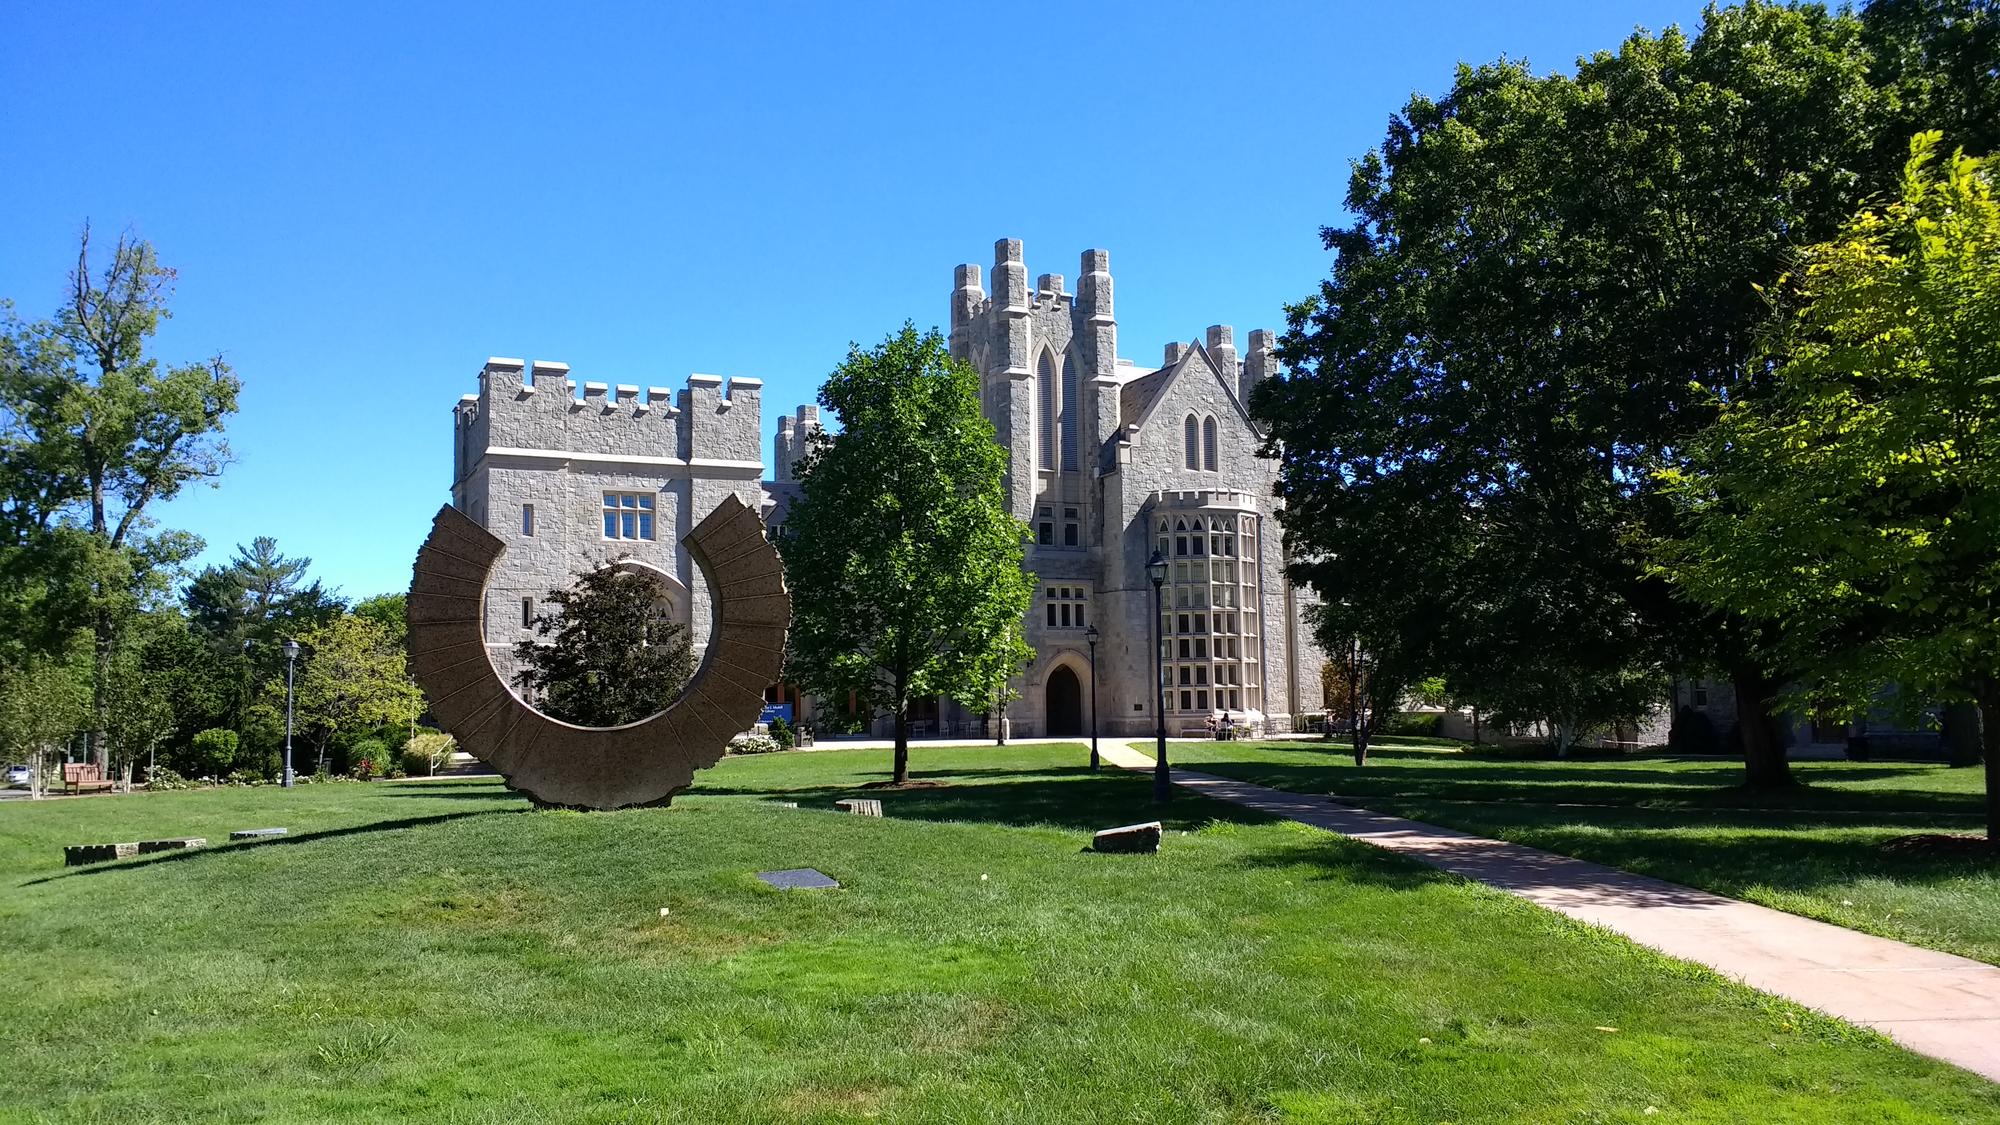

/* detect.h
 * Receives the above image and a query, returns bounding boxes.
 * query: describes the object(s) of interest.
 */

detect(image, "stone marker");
[1091,822,1163,854]
[757,868,840,890]
[137,837,205,853]
[834,799,883,817]
[767,801,798,808]
[229,828,287,839]
[64,842,139,866]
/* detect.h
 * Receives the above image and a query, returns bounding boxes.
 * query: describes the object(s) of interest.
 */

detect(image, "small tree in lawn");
[780,325,1035,785]
[513,567,694,727]
[267,613,421,773]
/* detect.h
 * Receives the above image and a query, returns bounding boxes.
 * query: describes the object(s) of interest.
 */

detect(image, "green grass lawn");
[1165,737,2000,967]
[3,744,1995,1122]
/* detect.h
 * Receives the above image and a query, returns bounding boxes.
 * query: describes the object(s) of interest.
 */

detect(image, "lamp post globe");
[281,639,301,788]
[1084,624,1101,771]
[1145,550,1170,803]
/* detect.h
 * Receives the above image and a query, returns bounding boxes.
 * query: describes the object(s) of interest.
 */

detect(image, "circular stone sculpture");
[407,495,788,809]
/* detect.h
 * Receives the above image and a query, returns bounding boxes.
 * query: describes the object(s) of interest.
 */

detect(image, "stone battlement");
[453,357,763,479]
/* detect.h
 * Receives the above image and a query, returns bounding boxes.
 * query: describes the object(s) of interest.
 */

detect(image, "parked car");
[4,763,31,786]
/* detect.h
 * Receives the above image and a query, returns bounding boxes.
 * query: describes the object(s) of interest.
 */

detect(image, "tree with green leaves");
[184,537,343,735]
[1256,1,1916,786]
[1,228,240,769]
[513,567,694,727]
[0,640,89,798]
[1661,134,2000,837]
[266,612,421,773]
[780,325,1035,785]
[352,592,408,649]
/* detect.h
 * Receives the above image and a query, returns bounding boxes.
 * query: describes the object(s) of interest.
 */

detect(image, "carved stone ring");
[406,495,788,809]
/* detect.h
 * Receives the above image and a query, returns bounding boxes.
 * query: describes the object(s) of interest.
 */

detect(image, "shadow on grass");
[695,767,1275,834]
[378,787,528,801]
[20,809,529,887]
[1231,834,1452,893]
[1369,797,2000,892]
[1186,754,1983,817]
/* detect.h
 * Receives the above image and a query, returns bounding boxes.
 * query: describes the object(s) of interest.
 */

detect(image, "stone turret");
[772,404,821,482]
[1206,325,1238,390]
[1242,329,1279,409]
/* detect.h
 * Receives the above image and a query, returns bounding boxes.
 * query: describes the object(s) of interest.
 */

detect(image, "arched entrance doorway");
[1046,666,1083,736]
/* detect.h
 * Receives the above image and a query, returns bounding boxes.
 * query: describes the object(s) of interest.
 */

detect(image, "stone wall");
[451,358,766,685]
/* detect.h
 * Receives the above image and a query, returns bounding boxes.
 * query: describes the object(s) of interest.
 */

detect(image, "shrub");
[1381,712,1442,737]
[145,766,191,791]
[403,731,455,777]
[727,733,782,755]
[768,717,795,750]
[188,729,239,778]
[1667,707,1721,756]
[348,738,389,780]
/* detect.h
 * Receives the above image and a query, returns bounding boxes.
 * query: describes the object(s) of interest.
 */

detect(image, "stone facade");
[449,239,1325,738]
[450,360,765,684]
[930,239,1322,737]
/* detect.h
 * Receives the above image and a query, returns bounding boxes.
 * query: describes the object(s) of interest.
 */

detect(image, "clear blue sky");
[1,0,1705,601]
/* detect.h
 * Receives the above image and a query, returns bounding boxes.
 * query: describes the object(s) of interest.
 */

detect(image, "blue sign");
[759,703,793,724]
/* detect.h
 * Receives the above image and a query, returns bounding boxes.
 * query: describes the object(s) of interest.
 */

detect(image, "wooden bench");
[62,762,115,794]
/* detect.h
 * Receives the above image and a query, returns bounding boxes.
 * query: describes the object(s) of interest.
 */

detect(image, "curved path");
[1098,743,2000,1084]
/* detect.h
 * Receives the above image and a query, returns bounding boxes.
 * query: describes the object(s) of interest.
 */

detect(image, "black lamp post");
[281,638,301,788]
[1085,623,1100,771]
[1146,550,1170,802]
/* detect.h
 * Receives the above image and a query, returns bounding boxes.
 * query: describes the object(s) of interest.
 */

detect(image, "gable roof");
[1118,358,1178,426]
[1122,340,1261,438]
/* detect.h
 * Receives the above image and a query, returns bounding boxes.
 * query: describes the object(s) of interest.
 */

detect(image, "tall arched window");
[1184,414,1200,469]
[1037,353,1056,471]
[1202,416,1219,471]
[1059,354,1079,471]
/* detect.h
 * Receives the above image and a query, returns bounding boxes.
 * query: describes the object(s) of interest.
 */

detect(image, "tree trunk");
[1730,665,1793,788]
[892,702,910,786]
[1972,677,2000,844]
[1942,700,1983,767]
[89,609,114,770]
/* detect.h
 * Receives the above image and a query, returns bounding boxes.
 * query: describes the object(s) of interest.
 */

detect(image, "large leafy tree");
[780,325,1034,784]
[1255,1,1900,785]
[1663,135,2000,836]
[513,567,694,727]
[0,229,240,768]
[185,536,344,732]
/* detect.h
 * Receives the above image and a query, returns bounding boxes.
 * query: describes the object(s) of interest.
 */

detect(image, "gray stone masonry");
[447,238,1324,740]
[453,361,766,683]
[938,238,1322,739]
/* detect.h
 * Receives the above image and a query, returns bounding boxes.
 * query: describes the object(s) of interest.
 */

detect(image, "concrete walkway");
[1097,743,2000,1084]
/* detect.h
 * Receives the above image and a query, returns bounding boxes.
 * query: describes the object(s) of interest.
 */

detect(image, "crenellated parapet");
[456,356,763,468]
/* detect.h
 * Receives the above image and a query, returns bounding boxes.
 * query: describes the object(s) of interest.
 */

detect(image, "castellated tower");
[933,237,1324,741]
[450,357,766,682]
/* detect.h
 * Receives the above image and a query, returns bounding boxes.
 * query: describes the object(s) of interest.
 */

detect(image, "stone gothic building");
[450,238,1323,738]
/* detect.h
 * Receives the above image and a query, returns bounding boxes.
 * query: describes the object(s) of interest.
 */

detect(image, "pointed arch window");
[1184,414,1200,469]
[1202,416,1219,471]
[1037,353,1057,471]
[1059,354,1078,471]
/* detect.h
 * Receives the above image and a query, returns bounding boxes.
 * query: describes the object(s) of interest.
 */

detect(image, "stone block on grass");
[137,837,206,853]
[64,842,138,866]
[834,798,883,817]
[230,828,288,839]
[1091,822,1162,854]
